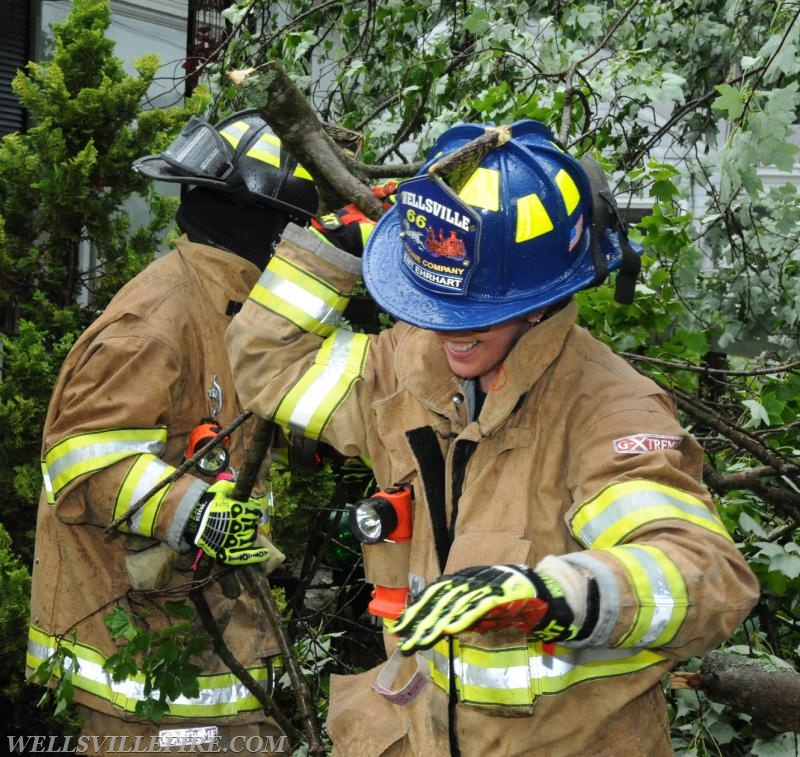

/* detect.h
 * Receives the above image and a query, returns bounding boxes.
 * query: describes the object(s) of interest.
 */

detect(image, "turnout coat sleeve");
[227,224,759,666]
[225,224,399,467]
[43,310,204,543]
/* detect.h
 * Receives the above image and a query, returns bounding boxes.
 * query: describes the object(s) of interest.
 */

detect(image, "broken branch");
[229,62,384,218]
[670,651,800,735]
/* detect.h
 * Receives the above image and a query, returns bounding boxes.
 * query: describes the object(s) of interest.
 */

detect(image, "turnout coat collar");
[391,299,578,437]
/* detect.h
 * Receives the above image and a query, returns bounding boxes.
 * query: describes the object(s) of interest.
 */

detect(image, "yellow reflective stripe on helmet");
[27,625,267,717]
[605,544,687,648]
[555,168,580,214]
[294,163,313,180]
[43,428,168,499]
[275,329,369,441]
[219,119,250,147]
[112,455,173,536]
[422,636,665,708]
[249,254,349,336]
[459,167,499,211]
[571,479,732,549]
[516,193,554,242]
[246,132,281,168]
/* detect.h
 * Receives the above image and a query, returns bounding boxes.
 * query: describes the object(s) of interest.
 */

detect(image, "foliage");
[102,603,209,725]
[0,522,32,702]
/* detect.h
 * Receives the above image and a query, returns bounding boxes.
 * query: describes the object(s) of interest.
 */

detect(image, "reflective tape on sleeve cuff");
[250,254,349,335]
[43,428,168,498]
[604,544,688,647]
[275,329,370,440]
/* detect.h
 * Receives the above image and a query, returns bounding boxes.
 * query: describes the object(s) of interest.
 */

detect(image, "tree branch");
[228,62,385,218]
[670,650,800,736]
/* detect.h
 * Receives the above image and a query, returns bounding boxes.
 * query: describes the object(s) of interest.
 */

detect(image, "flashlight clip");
[207,374,223,422]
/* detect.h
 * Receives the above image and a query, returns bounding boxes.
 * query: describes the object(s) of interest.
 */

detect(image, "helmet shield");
[133,116,236,186]
[363,120,631,331]
[133,110,319,221]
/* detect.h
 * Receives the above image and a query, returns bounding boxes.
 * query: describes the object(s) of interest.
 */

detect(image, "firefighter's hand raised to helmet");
[310,204,376,257]
[392,560,598,654]
[184,479,270,565]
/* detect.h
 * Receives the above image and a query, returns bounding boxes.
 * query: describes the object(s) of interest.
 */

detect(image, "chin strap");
[580,156,642,305]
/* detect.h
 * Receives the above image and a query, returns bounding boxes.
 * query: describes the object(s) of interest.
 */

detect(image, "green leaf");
[137,697,168,725]
[741,399,770,428]
[712,83,745,120]
[163,600,194,620]
[768,553,800,580]
[738,512,767,538]
[104,605,139,641]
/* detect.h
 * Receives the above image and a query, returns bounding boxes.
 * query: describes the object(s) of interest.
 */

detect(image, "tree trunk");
[670,650,800,735]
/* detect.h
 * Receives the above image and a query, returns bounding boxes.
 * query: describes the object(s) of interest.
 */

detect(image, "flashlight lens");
[349,498,398,544]
[197,444,230,475]
[355,505,383,542]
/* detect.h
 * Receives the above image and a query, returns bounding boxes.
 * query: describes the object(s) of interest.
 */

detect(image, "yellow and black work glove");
[183,479,270,565]
[392,561,598,654]
[371,180,398,210]
[310,203,376,257]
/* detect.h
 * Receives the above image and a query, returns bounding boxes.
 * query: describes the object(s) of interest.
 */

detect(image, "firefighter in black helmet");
[28,110,319,754]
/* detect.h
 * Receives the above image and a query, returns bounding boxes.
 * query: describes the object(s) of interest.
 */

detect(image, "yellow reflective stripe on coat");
[249,254,349,336]
[421,637,665,708]
[274,329,369,440]
[112,455,174,537]
[605,544,688,647]
[42,428,168,503]
[570,479,732,549]
[27,625,267,718]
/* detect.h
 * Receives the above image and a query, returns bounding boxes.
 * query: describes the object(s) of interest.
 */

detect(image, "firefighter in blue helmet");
[226,120,759,756]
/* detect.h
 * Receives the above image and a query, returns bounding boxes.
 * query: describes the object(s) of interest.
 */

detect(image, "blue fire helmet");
[133,110,320,221]
[361,120,641,331]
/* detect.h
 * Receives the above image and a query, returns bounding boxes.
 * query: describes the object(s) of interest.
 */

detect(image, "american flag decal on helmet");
[568,214,584,252]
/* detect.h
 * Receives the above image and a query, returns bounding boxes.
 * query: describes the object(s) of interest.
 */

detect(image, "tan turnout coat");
[226,225,759,756]
[28,237,279,724]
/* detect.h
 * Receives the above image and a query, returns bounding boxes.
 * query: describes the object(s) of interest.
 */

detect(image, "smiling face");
[433,316,535,392]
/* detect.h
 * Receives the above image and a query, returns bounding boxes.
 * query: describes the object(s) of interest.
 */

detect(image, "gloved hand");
[392,560,597,654]
[371,180,398,210]
[310,204,376,256]
[183,479,270,565]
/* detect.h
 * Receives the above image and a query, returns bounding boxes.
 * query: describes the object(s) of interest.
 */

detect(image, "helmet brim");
[362,208,591,332]
[132,154,192,183]
[133,155,315,222]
